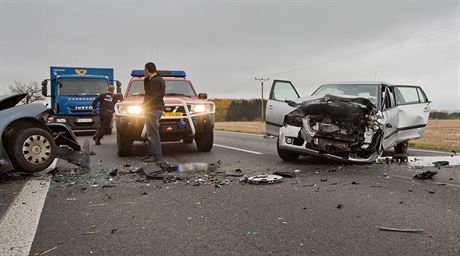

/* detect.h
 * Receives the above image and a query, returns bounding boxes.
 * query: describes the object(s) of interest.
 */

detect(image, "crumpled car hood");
[284,94,383,161]
[0,93,27,111]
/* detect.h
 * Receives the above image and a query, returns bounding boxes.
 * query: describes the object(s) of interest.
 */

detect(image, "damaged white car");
[266,81,430,163]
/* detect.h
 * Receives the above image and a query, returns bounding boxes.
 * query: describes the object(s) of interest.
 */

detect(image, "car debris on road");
[413,170,438,180]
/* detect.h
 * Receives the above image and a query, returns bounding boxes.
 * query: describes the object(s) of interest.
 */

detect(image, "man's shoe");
[140,155,151,160]
[95,138,101,145]
[144,157,160,163]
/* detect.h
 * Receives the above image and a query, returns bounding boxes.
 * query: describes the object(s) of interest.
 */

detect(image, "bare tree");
[8,81,44,104]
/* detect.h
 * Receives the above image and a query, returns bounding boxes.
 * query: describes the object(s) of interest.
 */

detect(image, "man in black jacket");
[143,62,166,162]
[92,85,116,145]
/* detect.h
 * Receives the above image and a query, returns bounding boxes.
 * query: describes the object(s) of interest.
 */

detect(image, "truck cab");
[42,66,121,131]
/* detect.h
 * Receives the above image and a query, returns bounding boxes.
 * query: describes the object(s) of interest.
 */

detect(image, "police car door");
[266,80,300,136]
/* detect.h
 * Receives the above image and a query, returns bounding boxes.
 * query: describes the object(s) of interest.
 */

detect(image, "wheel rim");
[22,135,52,165]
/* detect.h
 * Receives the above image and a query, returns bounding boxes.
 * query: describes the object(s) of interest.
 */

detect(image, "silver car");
[0,93,86,173]
[266,81,430,163]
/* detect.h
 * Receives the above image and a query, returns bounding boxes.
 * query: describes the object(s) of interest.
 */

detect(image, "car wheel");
[117,131,133,156]
[8,128,56,172]
[394,141,409,154]
[183,136,194,144]
[195,130,213,152]
[277,139,299,161]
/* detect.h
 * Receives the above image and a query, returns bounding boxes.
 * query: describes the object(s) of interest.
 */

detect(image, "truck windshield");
[58,78,109,96]
[128,80,196,97]
[312,84,379,107]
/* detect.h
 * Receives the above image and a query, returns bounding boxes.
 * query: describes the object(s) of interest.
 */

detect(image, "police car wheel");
[9,128,56,172]
[117,131,133,156]
[195,130,213,152]
[277,139,299,161]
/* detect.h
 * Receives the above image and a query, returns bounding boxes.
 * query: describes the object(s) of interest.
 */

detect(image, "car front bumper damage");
[279,95,384,163]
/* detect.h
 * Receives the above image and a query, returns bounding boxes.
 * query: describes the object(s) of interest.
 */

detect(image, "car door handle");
[386,123,393,128]
[267,105,273,110]
[423,107,429,112]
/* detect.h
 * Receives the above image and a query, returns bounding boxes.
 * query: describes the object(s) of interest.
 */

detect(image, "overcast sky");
[0,0,459,110]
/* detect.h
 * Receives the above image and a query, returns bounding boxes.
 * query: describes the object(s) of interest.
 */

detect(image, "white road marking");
[409,148,452,155]
[213,144,264,155]
[0,161,56,256]
[215,130,264,137]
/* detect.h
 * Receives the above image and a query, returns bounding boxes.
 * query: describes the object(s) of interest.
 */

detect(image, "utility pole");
[255,77,269,122]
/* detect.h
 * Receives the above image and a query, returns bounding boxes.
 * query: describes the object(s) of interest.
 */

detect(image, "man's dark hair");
[145,62,157,73]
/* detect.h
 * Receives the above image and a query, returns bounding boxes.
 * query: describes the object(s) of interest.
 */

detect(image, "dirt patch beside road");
[215,120,460,151]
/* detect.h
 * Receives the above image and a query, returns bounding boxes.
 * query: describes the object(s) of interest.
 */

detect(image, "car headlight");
[127,105,143,114]
[116,104,144,115]
[190,103,214,114]
[191,104,207,113]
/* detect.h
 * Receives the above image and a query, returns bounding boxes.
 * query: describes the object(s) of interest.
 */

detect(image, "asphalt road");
[1,131,459,256]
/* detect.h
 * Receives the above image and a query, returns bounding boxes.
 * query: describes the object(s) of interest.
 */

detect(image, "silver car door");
[265,80,300,136]
[393,86,430,143]
[381,87,399,150]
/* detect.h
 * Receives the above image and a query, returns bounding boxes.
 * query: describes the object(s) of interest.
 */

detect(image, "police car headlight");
[190,103,214,114]
[191,104,207,113]
[127,105,143,114]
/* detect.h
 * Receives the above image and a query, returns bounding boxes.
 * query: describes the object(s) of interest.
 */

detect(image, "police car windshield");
[58,78,109,96]
[128,80,196,98]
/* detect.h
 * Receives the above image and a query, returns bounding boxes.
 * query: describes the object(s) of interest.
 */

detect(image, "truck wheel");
[195,130,213,152]
[394,141,409,154]
[7,128,56,173]
[183,137,194,144]
[117,131,133,156]
[277,139,299,161]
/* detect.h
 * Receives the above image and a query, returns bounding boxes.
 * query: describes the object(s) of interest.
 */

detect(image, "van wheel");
[394,141,409,154]
[117,131,133,156]
[277,139,299,161]
[8,128,56,172]
[195,130,213,152]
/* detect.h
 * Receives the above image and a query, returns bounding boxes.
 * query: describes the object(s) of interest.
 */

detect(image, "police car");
[114,70,215,156]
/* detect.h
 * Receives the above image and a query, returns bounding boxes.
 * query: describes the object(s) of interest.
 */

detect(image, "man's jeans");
[145,110,163,160]
[94,112,113,139]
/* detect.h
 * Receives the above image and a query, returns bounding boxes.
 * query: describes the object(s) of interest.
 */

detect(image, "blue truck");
[41,66,121,131]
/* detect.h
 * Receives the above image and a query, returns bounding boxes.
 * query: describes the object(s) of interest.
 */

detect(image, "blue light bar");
[130,70,186,78]
[131,70,145,77]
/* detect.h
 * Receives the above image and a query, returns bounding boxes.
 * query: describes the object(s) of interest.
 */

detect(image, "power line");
[228,22,459,92]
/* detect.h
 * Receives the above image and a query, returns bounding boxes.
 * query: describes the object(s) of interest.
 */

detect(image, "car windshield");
[312,84,379,106]
[58,78,109,96]
[127,80,196,97]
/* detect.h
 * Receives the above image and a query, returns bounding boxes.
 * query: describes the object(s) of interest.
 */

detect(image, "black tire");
[277,139,299,161]
[195,130,214,152]
[7,128,56,173]
[117,131,133,156]
[183,137,194,144]
[394,141,409,154]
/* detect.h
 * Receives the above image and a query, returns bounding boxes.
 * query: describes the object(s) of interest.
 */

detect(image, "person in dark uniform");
[143,62,165,162]
[92,85,116,145]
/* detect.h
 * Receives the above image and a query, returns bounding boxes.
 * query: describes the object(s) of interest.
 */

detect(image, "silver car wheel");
[22,135,52,165]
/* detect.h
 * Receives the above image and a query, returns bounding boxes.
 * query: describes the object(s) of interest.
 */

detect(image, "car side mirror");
[41,80,48,96]
[198,93,208,100]
[115,80,122,93]
[114,93,124,102]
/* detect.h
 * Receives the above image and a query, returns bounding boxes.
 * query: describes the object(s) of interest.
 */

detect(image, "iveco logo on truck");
[74,106,93,111]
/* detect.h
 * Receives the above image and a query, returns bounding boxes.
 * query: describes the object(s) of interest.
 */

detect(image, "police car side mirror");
[198,93,208,100]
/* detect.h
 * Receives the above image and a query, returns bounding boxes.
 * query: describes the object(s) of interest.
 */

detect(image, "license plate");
[76,118,93,123]
[162,112,183,117]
